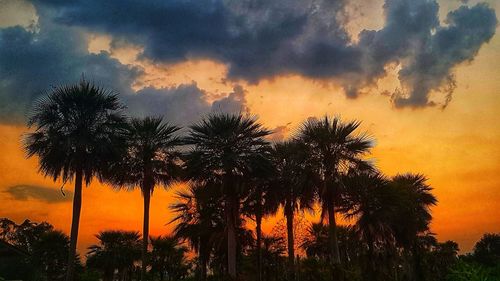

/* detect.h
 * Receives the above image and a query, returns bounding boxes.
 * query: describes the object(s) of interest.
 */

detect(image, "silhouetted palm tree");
[389,174,437,281]
[150,235,189,281]
[104,116,182,280]
[260,234,287,281]
[343,172,394,281]
[24,79,126,281]
[184,113,271,279]
[271,141,316,279]
[243,181,279,281]
[472,233,500,267]
[298,116,373,278]
[87,230,141,281]
[242,151,276,281]
[170,182,224,281]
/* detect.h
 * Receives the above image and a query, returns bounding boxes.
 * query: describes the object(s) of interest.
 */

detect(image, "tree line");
[1,218,499,281]
[0,79,497,281]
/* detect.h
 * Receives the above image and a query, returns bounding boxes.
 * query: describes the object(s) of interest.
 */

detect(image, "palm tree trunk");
[256,211,263,281]
[327,201,342,280]
[226,194,238,279]
[65,168,83,281]
[366,235,376,281]
[199,252,207,281]
[141,190,151,280]
[285,200,295,280]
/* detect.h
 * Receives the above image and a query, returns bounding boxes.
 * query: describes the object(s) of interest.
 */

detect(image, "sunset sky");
[0,0,499,256]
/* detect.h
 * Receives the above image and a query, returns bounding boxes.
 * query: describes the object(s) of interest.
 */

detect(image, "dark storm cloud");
[5,184,73,203]
[0,10,248,124]
[0,21,141,123]
[393,4,498,107]
[122,84,251,125]
[31,0,497,108]
[0,0,497,114]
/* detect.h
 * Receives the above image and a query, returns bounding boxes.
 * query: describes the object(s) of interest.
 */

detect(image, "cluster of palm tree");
[24,79,443,281]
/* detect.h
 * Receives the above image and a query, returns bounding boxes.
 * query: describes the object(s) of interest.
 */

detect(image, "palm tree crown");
[106,116,182,194]
[25,79,126,185]
[184,113,271,183]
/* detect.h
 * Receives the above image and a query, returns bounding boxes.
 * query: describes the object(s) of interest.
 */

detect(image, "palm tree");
[150,235,189,281]
[184,113,271,279]
[170,183,222,281]
[343,172,394,281]
[104,116,182,280]
[24,79,126,281]
[86,230,141,281]
[388,174,437,281]
[260,234,287,281]
[242,157,276,281]
[271,141,316,280]
[298,116,373,278]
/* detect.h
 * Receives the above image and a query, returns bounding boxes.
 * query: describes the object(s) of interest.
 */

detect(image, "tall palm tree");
[104,116,182,280]
[298,116,373,278]
[271,141,316,280]
[24,79,126,281]
[184,113,271,279]
[86,230,141,281]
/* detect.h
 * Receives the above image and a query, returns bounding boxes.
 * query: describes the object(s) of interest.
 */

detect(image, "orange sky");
[0,0,499,256]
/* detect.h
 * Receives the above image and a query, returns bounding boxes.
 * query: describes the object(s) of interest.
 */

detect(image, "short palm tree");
[388,174,437,281]
[184,113,271,279]
[271,140,316,279]
[150,235,189,281]
[104,116,182,280]
[170,182,224,281]
[242,177,279,281]
[86,230,141,281]
[343,172,394,281]
[298,116,373,277]
[24,79,126,281]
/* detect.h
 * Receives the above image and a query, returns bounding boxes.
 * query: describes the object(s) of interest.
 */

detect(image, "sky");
[0,0,499,255]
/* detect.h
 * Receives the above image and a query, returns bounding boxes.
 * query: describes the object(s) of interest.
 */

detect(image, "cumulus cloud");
[30,0,498,108]
[0,6,248,125]
[0,0,497,116]
[124,83,211,125]
[211,85,249,114]
[393,3,498,107]
[5,184,73,203]
[0,20,141,123]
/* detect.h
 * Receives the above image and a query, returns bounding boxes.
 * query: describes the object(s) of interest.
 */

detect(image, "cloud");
[267,123,293,142]
[0,0,496,116]
[0,10,248,125]
[4,184,73,203]
[30,0,497,108]
[124,83,211,125]
[0,21,141,123]
[211,85,249,114]
[392,3,498,108]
